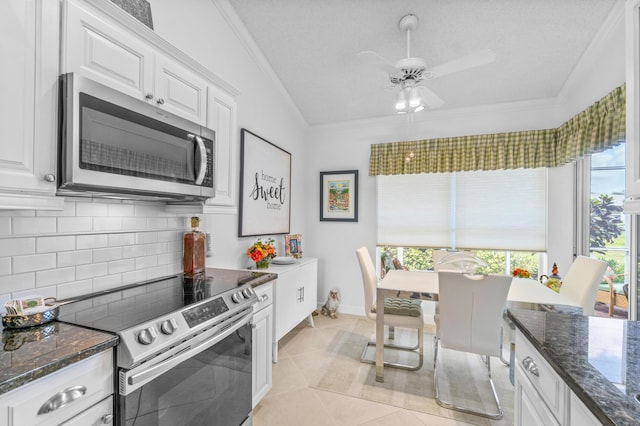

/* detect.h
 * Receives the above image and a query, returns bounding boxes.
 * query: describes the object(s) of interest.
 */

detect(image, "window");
[585,143,627,287]
[377,168,547,251]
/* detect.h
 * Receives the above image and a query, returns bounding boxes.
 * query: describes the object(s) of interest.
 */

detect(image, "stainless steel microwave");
[58,73,215,201]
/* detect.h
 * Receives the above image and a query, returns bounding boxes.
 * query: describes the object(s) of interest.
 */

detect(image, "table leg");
[375,287,384,382]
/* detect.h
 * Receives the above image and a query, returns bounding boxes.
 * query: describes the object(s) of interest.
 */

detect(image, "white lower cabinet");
[268,258,318,362]
[0,350,114,426]
[569,391,602,426]
[514,330,603,426]
[252,282,273,408]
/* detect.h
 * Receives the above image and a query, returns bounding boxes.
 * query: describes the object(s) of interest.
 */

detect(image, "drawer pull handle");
[261,294,269,302]
[522,356,539,377]
[37,385,87,415]
[101,413,114,424]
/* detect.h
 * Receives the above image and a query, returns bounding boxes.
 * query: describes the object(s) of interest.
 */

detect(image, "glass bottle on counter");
[183,216,206,276]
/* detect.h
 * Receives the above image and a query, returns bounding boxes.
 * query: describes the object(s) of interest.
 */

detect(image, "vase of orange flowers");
[512,268,530,278]
[247,238,276,269]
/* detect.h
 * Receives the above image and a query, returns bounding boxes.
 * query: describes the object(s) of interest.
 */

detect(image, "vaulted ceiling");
[227,0,619,126]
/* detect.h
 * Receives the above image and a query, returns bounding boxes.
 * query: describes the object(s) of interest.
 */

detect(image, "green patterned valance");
[369,84,625,176]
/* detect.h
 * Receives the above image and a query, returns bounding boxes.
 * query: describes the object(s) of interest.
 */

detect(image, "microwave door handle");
[193,135,207,185]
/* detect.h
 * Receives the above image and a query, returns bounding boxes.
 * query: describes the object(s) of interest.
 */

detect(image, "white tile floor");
[252,313,490,426]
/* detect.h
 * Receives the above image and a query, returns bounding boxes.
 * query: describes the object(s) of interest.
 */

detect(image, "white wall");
[149,0,308,269]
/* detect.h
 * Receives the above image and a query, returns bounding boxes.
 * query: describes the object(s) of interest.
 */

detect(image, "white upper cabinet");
[626,0,640,208]
[0,0,64,210]
[61,0,239,207]
[63,0,208,125]
[205,86,238,210]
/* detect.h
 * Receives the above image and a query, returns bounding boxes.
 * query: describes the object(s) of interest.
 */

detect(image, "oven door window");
[79,93,204,184]
[122,323,252,426]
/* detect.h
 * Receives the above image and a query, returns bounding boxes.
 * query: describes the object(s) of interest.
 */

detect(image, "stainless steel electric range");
[58,270,267,426]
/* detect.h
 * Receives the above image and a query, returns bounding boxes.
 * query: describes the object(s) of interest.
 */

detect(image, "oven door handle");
[126,312,251,390]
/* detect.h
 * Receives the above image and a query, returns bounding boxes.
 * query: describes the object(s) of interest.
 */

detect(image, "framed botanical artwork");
[320,170,358,222]
[238,129,291,237]
[285,234,302,258]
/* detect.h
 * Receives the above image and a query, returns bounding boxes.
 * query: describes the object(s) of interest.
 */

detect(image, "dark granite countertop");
[0,321,118,396]
[508,308,640,425]
[204,267,277,288]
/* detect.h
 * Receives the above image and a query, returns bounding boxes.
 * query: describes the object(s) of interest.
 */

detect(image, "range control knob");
[160,318,178,335]
[137,327,158,345]
[242,287,254,299]
[231,292,243,304]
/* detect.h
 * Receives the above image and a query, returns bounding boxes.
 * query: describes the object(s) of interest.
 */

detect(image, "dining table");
[374,269,581,382]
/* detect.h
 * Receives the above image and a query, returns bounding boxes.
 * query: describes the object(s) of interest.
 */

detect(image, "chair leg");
[434,341,503,420]
[361,326,423,371]
[499,327,510,366]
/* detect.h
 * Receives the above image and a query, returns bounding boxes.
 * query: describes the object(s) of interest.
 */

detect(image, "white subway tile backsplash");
[108,258,135,274]
[135,204,159,217]
[0,257,10,276]
[36,267,76,287]
[58,216,92,233]
[148,218,168,230]
[0,272,35,294]
[1,200,187,300]
[122,269,148,285]
[135,232,158,244]
[76,234,109,250]
[76,202,109,217]
[58,250,93,267]
[135,255,158,270]
[122,217,147,230]
[93,247,122,263]
[122,245,147,259]
[13,253,56,273]
[0,218,11,235]
[0,238,35,257]
[108,204,135,217]
[108,233,135,247]
[57,279,93,300]
[37,236,76,253]
[93,217,122,232]
[93,274,123,292]
[13,217,56,235]
[76,262,108,280]
[13,285,56,301]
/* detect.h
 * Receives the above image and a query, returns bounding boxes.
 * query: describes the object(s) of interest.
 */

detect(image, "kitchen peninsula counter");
[508,308,640,425]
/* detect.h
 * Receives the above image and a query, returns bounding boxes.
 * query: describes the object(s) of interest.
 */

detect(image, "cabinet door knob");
[156,98,165,105]
[522,356,539,377]
[43,173,56,182]
[145,93,154,100]
[101,413,114,424]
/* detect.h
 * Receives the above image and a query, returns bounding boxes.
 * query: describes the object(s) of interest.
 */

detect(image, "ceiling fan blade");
[357,51,400,75]
[427,49,496,79]
[417,85,445,109]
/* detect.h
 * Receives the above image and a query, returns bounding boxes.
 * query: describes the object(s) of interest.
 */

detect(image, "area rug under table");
[309,318,514,426]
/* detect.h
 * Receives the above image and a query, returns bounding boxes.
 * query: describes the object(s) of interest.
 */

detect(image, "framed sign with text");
[238,129,291,237]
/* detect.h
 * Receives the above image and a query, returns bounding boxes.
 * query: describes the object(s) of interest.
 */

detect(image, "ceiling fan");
[358,14,496,113]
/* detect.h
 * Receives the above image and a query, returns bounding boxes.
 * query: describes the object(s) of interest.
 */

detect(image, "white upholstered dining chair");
[558,256,607,316]
[356,246,424,371]
[434,271,513,419]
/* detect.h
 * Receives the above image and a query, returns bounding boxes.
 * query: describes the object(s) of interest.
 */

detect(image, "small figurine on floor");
[321,288,340,319]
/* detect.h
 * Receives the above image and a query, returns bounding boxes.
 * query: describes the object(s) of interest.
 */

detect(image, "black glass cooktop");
[57,269,269,333]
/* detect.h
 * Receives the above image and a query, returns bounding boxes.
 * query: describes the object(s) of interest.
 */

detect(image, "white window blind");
[377,168,547,251]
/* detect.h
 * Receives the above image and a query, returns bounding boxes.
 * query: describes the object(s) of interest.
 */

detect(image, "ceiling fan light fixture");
[408,87,421,108]
[395,90,407,110]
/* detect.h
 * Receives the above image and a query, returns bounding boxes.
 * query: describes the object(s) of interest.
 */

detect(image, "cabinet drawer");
[515,330,565,422]
[60,395,113,426]
[0,350,113,426]
[515,363,561,426]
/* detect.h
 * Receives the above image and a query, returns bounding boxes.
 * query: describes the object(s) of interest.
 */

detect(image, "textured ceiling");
[227,0,618,126]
